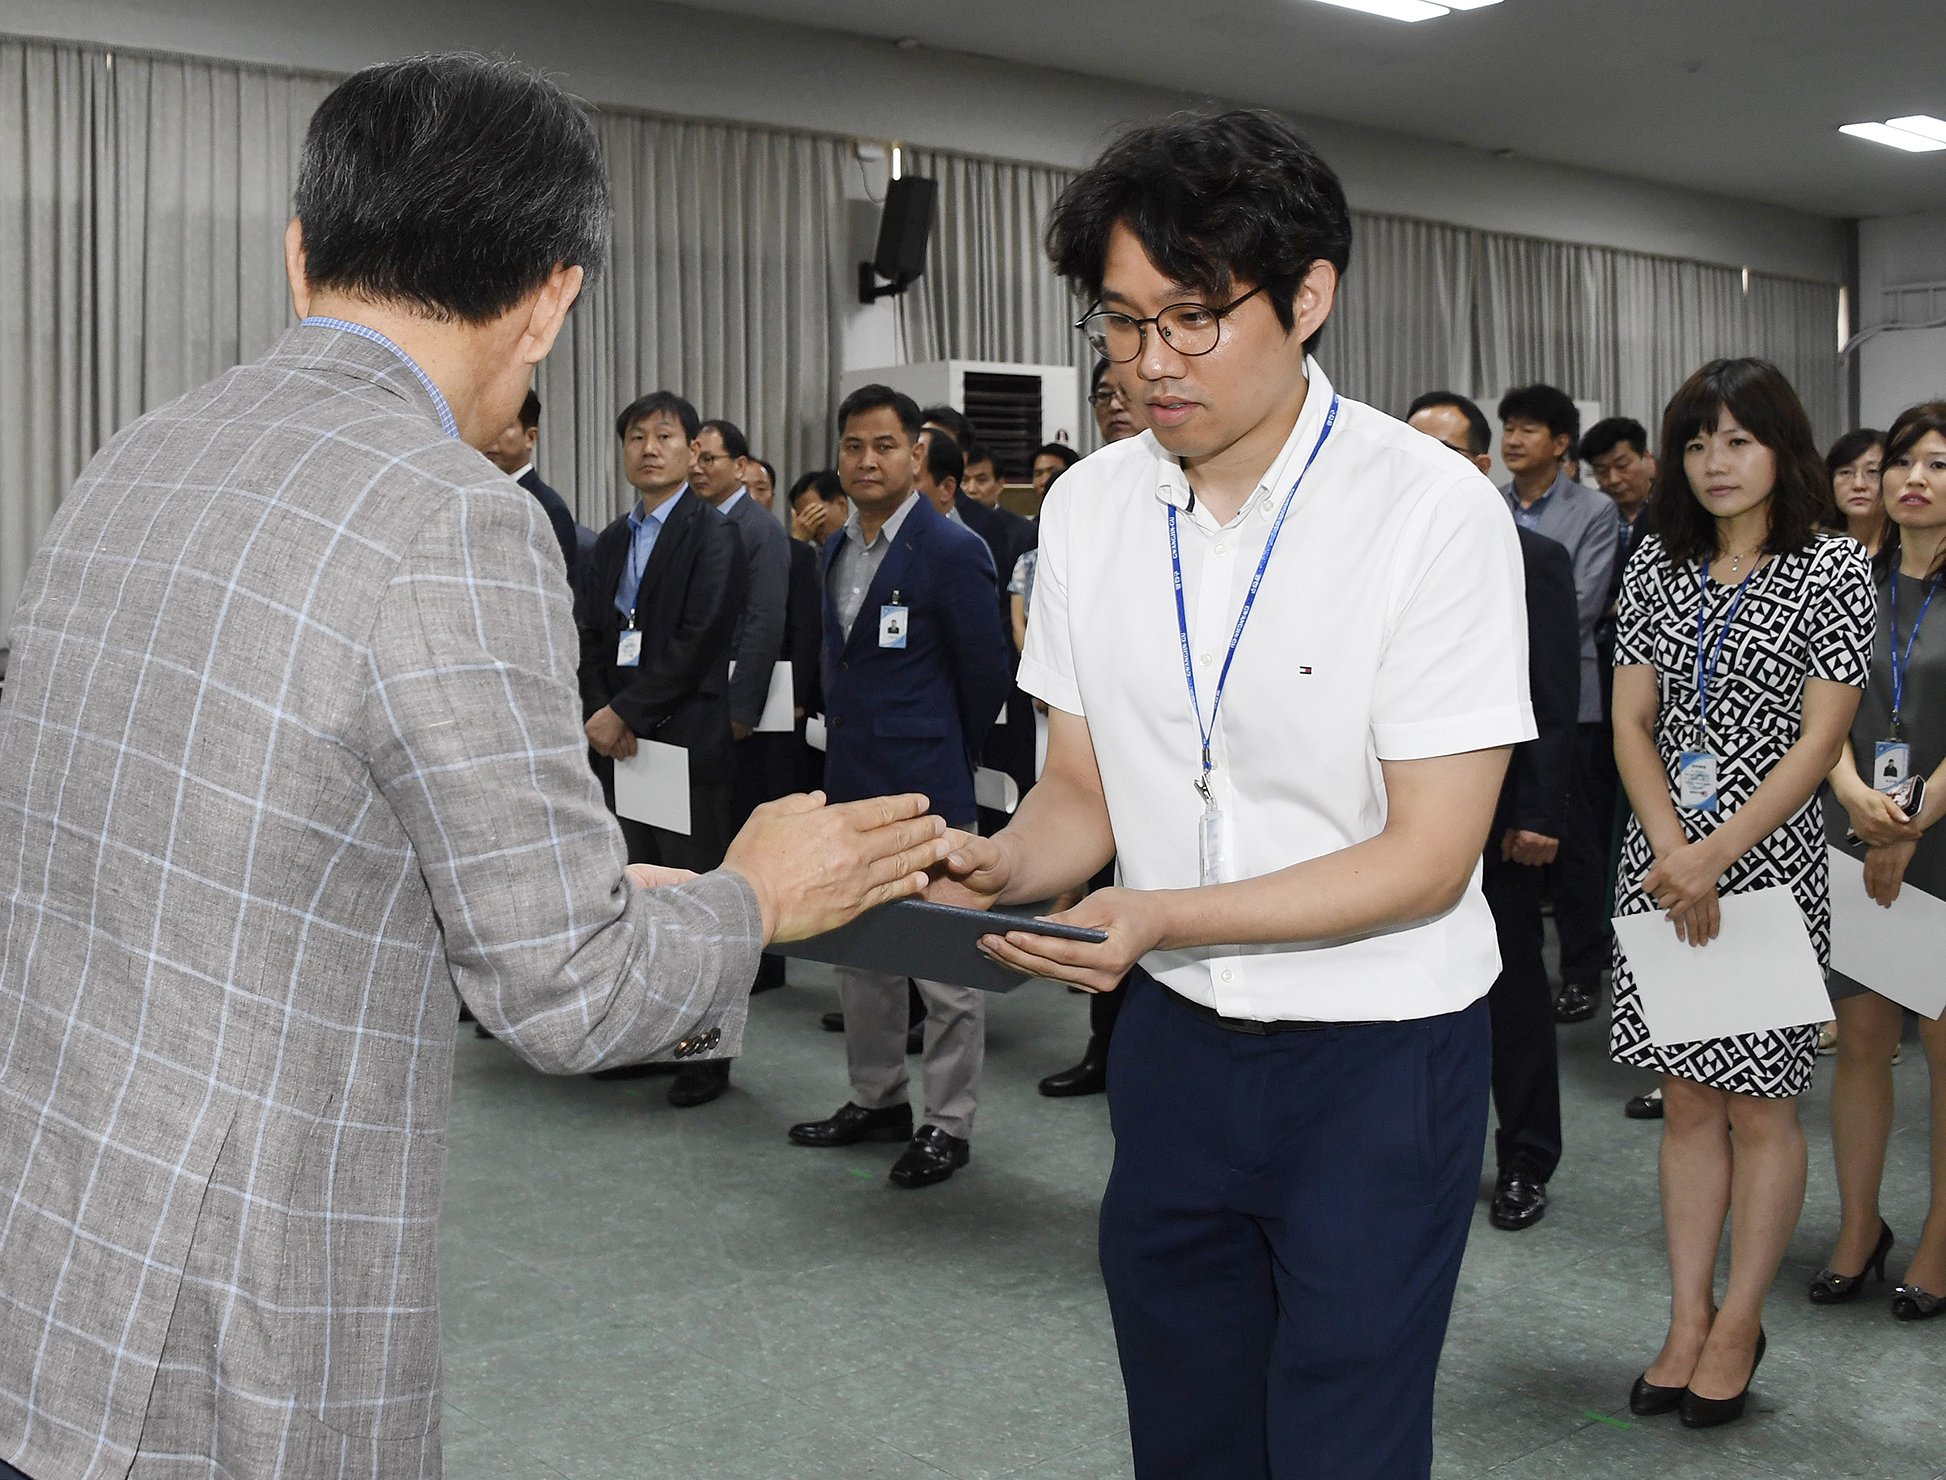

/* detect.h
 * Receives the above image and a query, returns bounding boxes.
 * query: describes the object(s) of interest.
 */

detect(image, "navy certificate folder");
[769,899,1108,993]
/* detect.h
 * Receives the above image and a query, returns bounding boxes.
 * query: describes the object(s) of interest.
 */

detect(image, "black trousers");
[1482,851,1564,1180]
[1100,971,1490,1480]
[596,756,733,875]
[1552,719,1617,987]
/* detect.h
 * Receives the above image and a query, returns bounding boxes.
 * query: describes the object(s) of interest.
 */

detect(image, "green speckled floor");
[438,949,1946,1480]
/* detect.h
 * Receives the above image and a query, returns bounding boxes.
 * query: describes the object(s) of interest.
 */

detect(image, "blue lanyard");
[1889,569,1941,735]
[1694,559,1758,748]
[1170,395,1338,799]
[625,518,653,626]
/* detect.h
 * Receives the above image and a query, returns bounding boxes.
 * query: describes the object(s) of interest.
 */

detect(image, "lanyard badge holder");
[1171,396,1338,886]
[617,524,652,666]
[1679,560,1757,812]
[1877,570,1941,792]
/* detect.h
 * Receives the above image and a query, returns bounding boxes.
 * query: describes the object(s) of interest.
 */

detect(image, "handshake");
[627,792,964,944]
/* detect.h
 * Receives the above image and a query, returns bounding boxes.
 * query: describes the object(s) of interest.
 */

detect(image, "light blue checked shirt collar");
[615,485,688,620]
[300,316,461,440]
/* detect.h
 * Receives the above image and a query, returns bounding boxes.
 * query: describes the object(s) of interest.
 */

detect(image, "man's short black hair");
[1405,391,1491,458]
[294,53,609,324]
[1581,417,1649,465]
[923,430,964,489]
[518,389,541,431]
[754,458,777,487]
[698,418,749,460]
[616,390,699,443]
[919,404,974,447]
[1497,384,1580,444]
[1047,109,1352,355]
[839,385,923,441]
[1090,359,1110,394]
[1035,442,1081,473]
[962,440,997,473]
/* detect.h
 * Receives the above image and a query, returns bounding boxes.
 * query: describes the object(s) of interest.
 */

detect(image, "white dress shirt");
[1018,360,1534,1022]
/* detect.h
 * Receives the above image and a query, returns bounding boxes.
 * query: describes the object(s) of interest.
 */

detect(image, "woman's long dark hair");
[1871,402,1946,580]
[1650,358,1829,566]
[1819,426,1885,533]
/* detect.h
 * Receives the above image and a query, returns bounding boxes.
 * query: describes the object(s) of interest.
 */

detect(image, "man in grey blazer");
[0,55,948,1480]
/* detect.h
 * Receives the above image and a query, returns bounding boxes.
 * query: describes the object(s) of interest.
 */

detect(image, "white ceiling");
[671,0,1946,219]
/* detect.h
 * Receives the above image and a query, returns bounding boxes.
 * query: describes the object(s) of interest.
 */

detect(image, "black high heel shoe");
[1891,1283,1943,1321]
[1628,1372,1685,1417]
[1679,1328,1766,1429]
[1809,1220,1895,1303]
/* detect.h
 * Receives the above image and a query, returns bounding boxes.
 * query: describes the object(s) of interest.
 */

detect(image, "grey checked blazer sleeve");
[358,482,762,1069]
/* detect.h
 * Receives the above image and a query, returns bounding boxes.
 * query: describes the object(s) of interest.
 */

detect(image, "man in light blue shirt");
[1499,384,1621,1025]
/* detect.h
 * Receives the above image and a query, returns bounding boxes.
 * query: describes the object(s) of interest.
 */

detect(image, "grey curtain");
[539,114,847,529]
[0,37,331,649]
[1324,214,1476,420]
[894,148,1092,451]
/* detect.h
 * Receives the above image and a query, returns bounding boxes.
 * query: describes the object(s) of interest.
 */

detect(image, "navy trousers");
[1482,852,1564,1179]
[2,1458,31,1479]
[1099,971,1491,1480]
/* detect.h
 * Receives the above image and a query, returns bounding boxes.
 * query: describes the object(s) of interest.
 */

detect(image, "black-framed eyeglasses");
[1076,285,1264,364]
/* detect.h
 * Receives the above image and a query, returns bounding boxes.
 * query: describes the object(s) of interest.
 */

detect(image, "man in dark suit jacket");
[578,391,744,885]
[788,386,1011,1189]
[1410,393,1579,1233]
[485,388,581,584]
[956,440,1041,808]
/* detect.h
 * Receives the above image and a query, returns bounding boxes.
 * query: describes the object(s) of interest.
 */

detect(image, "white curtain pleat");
[1324,214,1476,418]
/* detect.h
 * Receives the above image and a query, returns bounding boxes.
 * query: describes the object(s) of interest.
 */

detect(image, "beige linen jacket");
[0,325,761,1480]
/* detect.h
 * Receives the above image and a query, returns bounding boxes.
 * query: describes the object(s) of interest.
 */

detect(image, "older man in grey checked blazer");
[0,56,949,1480]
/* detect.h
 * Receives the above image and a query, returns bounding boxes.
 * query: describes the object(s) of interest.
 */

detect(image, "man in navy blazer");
[788,385,1011,1188]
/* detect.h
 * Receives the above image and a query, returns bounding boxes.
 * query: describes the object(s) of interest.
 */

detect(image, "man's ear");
[517,264,584,367]
[1551,433,1572,462]
[284,218,311,319]
[1293,259,1337,347]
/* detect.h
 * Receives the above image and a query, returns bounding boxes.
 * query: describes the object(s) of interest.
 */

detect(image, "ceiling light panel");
[1887,115,1946,144]
[1309,0,1451,21]
[1840,121,1946,153]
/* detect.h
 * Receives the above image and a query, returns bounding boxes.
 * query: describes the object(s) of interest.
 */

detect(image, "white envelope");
[805,714,827,753]
[756,660,795,733]
[1828,846,1946,1020]
[974,766,1020,815]
[1613,886,1831,1046]
[612,741,690,835]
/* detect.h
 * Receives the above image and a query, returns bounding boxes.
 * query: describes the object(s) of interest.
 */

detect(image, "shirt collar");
[508,463,534,484]
[299,316,460,440]
[1503,468,1571,514]
[718,486,747,516]
[844,490,922,549]
[1152,356,1335,527]
[629,484,687,530]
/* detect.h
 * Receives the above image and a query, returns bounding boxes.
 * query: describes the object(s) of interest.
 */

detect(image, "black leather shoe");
[1810,1220,1894,1304]
[1679,1328,1765,1428]
[1628,1373,1685,1417]
[888,1125,970,1188]
[787,1101,913,1147]
[1039,1038,1108,1097]
[1554,980,1599,1023]
[667,1059,731,1108]
[1625,1089,1664,1120]
[820,1011,845,1033]
[1489,1165,1548,1231]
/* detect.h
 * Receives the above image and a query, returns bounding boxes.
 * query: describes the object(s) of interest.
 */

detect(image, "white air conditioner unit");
[839,360,1081,483]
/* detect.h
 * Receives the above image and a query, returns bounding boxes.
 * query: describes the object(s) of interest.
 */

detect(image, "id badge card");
[616,628,643,667]
[878,603,909,649]
[1675,750,1719,812]
[1198,803,1225,886]
[1874,740,1912,792]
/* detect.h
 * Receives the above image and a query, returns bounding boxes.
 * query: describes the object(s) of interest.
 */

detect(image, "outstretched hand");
[976,886,1166,994]
[723,792,953,943]
[924,829,1013,912]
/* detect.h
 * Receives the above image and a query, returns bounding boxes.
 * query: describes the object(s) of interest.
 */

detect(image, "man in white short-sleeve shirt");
[931,111,1534,1480]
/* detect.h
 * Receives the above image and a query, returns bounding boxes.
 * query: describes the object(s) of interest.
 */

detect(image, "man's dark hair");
[962,440,997,474]
[1036,442,1082,473]
[1090,359,1111,394]
[1405,390,1491,458]
[615,390,699,443]
[1581,416,1649,465]
[518,389,542,431]
[1876,405,1946,577]
[1497,384,1580,444]
[1650,359,1829,566]
[924,429,965,489]
[698,418,749,461]
[754,458,777,487]
[1046,109,1352,355]
[1825,426,1885,475]
[294,53,610,325]
[919,404,975,446]
[839,384,923,441]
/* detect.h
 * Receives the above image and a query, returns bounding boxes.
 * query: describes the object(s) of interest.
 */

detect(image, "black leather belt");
[1165,988,1385,1036]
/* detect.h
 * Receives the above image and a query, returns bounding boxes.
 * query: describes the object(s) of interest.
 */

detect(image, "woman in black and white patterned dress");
[1610,360,1874,1428]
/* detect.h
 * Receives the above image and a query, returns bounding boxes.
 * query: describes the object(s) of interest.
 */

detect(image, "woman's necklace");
[1720,540,1764,576]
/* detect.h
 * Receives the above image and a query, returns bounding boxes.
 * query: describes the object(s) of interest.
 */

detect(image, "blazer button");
[839,660,849,671]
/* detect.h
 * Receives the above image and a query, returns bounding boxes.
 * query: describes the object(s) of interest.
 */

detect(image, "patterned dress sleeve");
[1810,537,1876,687]
[1613,534,1660,668]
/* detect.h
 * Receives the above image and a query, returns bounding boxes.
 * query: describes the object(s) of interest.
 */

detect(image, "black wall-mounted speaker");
[860,176,937,303]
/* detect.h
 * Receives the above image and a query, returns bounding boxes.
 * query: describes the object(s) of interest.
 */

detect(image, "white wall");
[7,0,1842,283]
[1855,208,1946,428]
